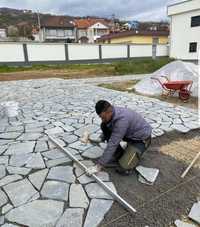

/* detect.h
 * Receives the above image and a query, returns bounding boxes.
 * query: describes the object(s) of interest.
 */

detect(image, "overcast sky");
[0,0,184,21]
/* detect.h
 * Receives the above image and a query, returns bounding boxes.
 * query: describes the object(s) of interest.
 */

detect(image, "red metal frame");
[151,76,193,100]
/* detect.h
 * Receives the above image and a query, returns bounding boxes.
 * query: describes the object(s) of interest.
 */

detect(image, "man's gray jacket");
[98,106,152,165]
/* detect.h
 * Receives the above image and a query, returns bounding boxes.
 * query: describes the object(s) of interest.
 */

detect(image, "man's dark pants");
[101,122,151,170]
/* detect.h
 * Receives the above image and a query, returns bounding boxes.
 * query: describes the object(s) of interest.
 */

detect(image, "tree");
[7,25,19,40]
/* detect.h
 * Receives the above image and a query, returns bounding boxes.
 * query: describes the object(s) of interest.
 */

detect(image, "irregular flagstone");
[1,224,20,227]
[48,138,66,149]
[69,184,89,208]
[74,160,95,177]
[0,156,9,166]
[174,220,197,227]
[0,145,8,155]
[82,146,104,159]
[47,166,75,183]
[60,124,75,132]
[41,181,69,201]
[171,124,190,133]
[0,140,12,146]
[0,165,6,179]
[136,166,159,183]
[78,171,109,184]
[0,132,22,140]
[68,141,93,152]
[26,127,44,133]
[74,124,99,137]
[17,133,42,141]
[0,175,23,187]
[5,200,64,227]
[35,140,48,152]
[83,199,113,227]
[89,133,102,143]
[45,127,64,135]
[2,203,13,214]
[46,157,72,168]
[61,134,78,144]
[28,169,48,190]
[42,148,67,160]
[6,126,24,132]
[152,128,164,137]
[3,178,38,207]
[56,208,84,227]
[0,216,5,225]
[25,153,45,169]
[5,141,35,155]
[183,121,200,130]
[189,202,200,224]
[7,166,31,175]
[84,182,116,199]
[0,189,8,207]
[9,153,33,167]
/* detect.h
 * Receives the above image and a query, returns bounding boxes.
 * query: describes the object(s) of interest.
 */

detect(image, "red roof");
[74,18,109,29]
[98,30,169,41]
[41,16,75,28]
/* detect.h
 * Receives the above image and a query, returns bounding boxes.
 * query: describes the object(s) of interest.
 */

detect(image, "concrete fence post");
[99,45,102,60]
[65,43,69,62]
[23,43,29,64]
[127,44,130,59]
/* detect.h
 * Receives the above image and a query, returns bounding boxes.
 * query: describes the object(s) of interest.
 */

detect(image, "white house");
[0,28,7,39]
[168,0,200,62]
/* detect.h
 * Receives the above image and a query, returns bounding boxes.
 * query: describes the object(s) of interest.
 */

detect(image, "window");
[57,29,65,37]
[189,42,197,53]
[46,29,57,36]
[64,30,73,36]
[191,16,200,27]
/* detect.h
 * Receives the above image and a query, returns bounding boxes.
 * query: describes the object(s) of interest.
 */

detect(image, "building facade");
[168,0,200,61]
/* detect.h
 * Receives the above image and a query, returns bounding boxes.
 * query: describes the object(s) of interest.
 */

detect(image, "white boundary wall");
[0,42,168,64]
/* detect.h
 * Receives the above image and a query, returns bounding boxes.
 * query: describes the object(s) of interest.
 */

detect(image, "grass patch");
[0,57,173,75]
[99,80,139,92]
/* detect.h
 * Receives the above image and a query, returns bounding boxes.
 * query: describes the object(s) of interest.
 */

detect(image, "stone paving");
[0,78,199,227]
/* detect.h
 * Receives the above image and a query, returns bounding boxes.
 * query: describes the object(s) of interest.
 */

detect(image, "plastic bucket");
[1,101,19,117]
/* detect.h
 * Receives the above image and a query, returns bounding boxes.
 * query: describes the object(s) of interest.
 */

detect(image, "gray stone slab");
[189,202,200,224]
[74,124,99,137]
[17,133,42,141]
[0,156,9,166]
[2,203,13,214]
[61,134,78,144]
[45,127,64,135]
[56,208,84,227]
[136,165,159,183]
[35,140,48,152]
[5,141,35,155]
[48,138,66,149]
[89,133,102,143]
[0,175,22,187]
[5,200,64,227]
[28,169,48,190]
[42,148,67,160]
[68,141,93,152]
[175,220,196,227]
[0,145,8,155]
[25,153,45,169]
[9,153,33,167]
[171,124,190,133]
[184,121,200,130]
[78,171,109,184]
[83,199,113,227]
[3,178,38,207]
[0,188,8,207]
[7,166,31,175]
[74,160,95,177]
[0,165,6,179]
[46,157,72,168]
[41,180,69,201]
[0,216,5,225]
[1,224,20,227]
[82,146,104,159]
[0,132,22,140]
[85,182,116,199]
[47,166,75,183]
[69,184,89,208]
[0,140,11,146]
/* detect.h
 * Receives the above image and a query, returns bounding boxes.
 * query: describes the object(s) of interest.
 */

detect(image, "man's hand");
[86,164,102,176]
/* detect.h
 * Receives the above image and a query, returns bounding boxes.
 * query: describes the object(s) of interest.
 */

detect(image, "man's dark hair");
[95,100,111,115]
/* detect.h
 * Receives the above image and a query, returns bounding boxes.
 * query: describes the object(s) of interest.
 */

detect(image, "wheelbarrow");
[151,76,193,101]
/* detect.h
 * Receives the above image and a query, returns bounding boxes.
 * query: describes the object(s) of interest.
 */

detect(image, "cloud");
[0,0,184,21]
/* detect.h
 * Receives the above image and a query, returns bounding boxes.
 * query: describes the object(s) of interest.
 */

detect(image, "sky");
[0,0,184,21]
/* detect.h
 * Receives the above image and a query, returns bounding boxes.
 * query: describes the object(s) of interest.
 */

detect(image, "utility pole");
[37,10,41,42]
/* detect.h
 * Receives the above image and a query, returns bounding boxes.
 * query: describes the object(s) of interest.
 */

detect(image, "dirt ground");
[0,68,116,81]
[100,129,200,227]
[99,80,198,109]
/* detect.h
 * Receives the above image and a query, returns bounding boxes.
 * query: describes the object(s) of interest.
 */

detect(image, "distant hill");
[0,7,74,28]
